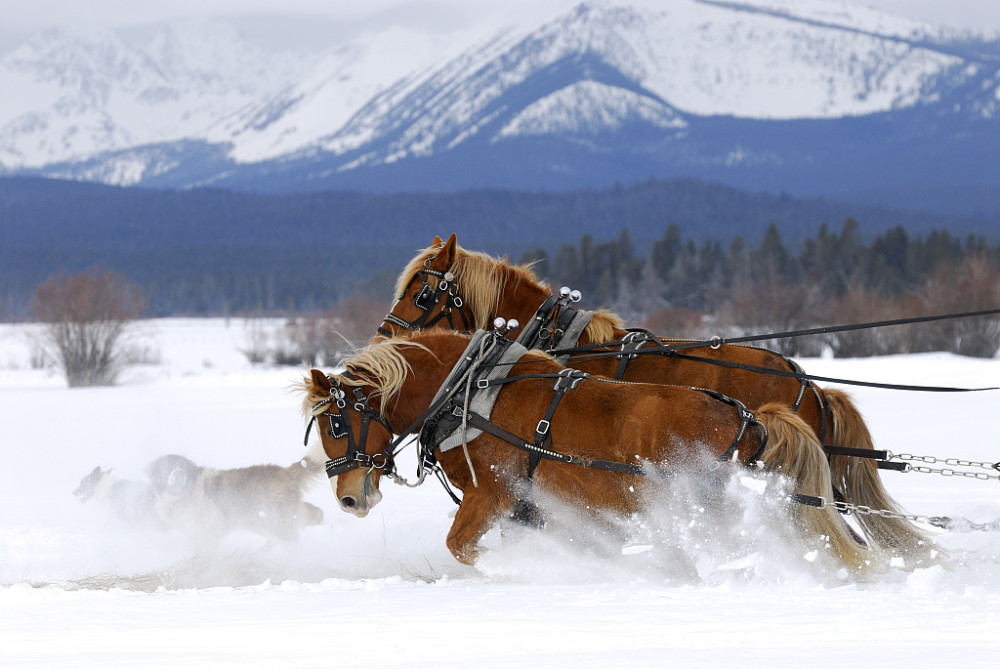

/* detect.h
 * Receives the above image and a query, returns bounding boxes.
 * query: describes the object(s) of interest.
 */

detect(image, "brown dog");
[143,452,325,552]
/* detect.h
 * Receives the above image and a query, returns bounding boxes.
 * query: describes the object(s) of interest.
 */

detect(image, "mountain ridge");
[0,0,997,219]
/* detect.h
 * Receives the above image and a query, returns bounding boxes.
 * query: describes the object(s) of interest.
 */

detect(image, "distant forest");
[525,219,1000,357]
[2,177,999,356]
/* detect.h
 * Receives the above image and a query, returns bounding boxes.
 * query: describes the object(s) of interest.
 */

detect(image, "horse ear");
[310,369,332,393]
[439,233,458,267]
[432,235,443,246]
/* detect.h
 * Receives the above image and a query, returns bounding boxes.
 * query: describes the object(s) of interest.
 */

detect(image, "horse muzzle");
[337,469,383,517]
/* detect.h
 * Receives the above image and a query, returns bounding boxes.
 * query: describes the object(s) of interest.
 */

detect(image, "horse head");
[304,369,394,517]
[375,233,472,339]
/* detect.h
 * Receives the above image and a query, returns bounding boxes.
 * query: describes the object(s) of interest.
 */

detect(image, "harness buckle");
[476,379,490,389]
[536,419,550,435]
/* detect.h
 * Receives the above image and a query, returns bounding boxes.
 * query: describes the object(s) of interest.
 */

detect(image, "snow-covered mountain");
[0,21,308,172]
[1,0,998,204]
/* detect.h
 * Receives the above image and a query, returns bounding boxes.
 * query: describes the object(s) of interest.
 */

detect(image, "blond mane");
[298,338,430,415]
[394,240,624,341]
[298,331,558,418]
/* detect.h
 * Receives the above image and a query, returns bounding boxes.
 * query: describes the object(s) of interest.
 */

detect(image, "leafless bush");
[239,318,274,364]
[824,289,905,358]
[640,306,716,340]
[716,277,827,357]
[242,296,392,367]
[30,267,146,386]
[913,256,1000,358]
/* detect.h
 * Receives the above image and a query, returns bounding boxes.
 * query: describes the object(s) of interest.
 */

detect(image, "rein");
[559,342,1000,393]
[390,263,997,393]
[555,306,1000,355]
[546,307,1000,393]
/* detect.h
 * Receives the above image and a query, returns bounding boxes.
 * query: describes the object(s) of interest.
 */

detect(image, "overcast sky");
[1,0,997,53]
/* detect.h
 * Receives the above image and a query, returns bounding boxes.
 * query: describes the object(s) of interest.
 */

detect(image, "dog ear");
[310,369,333,394]
[166,467,189,493]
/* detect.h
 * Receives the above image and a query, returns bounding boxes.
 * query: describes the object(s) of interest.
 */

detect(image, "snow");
[2,318,1000,667]
[495,80,687,138]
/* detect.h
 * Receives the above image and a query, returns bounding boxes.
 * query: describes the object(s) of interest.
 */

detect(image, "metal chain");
[888,451,1000,482]
[822,499,933,525]
[804,497,1000,533]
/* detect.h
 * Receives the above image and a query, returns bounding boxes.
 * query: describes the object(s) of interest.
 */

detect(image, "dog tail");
[289,439,327,489]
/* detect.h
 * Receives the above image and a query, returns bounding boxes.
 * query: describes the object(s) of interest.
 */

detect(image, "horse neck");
[494,274,552,327]
[382,337,466,431]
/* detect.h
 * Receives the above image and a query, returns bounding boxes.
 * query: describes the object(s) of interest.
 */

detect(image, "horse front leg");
[445,489,505,565]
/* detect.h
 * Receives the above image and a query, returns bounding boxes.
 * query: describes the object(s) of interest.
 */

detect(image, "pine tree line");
[520,220,1000,358]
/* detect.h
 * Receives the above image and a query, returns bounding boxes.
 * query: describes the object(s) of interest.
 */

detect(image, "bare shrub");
[826,289,903,358]
[245,296,393,367]
[716,277,827,357]
[239,318,274,364]
[273,315,344,367]
[641,306,716,340]
[329,294,393,346]
[30,267,146,386]
[913,256,1000,358]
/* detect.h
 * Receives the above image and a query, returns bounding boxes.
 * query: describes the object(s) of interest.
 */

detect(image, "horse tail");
[821,388,936,562]
[754,402,871,572]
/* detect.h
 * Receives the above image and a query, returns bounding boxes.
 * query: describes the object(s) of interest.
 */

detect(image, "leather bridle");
[305,371,397,479]
[377,266,473,337]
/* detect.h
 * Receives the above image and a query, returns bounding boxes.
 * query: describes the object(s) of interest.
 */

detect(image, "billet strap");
[613,329,662,380]
[456,409,647,476]
[527,369,589,479]
[515,296,558,349]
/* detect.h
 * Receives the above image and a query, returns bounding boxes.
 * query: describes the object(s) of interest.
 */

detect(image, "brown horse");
[374,233,931,559]
[300,330,869,570]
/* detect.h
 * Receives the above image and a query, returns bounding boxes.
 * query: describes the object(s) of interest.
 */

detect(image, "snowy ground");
[2,318,999,668]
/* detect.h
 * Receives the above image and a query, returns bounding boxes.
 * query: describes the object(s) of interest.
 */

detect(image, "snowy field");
[2,318,999,668]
